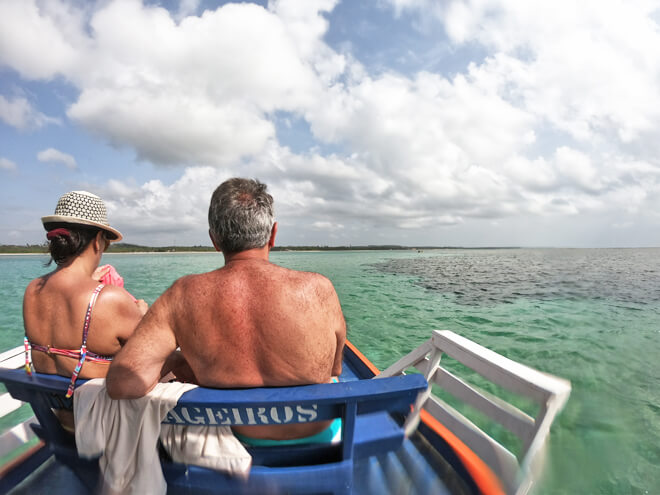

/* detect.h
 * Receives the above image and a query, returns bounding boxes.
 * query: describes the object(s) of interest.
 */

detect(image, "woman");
[23,190,148,399]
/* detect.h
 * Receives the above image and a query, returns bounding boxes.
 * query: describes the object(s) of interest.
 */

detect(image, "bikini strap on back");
[24,336,33,376]
[66,283,105,398]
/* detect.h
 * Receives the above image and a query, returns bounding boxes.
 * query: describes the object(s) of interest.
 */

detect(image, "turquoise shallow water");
[1,249,659,494]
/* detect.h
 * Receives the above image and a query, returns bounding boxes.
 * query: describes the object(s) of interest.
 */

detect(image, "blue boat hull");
[1,342,493,495]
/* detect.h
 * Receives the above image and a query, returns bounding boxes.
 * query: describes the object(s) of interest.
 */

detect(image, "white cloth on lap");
[74,379,197,494]
[74,379,251,495]
[160,424,252,479]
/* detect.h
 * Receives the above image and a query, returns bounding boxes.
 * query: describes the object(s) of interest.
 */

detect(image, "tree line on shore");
[0,243,429,253]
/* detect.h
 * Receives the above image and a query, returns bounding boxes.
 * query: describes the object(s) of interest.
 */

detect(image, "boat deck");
[4,358,470,495]
[3,330,572,494]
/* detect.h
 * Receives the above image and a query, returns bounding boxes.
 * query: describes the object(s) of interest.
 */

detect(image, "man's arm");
[332,315,346,377]
[332,320,346,377]
[322,277,346,377]
[106,288,178,399]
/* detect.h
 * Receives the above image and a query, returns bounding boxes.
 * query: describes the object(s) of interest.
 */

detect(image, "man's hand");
[161,351,197,384]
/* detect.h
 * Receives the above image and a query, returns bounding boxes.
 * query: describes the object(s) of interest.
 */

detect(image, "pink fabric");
[99,265,137,301]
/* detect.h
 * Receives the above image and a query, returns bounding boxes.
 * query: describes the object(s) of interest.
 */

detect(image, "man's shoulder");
[274,266,336,296]
[275,265,331,283]
[168,272,209,291]
[166,271,227,297]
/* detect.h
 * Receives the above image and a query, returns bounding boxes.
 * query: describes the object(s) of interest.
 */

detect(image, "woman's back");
[24,190,146,384]
[24,269,142,380]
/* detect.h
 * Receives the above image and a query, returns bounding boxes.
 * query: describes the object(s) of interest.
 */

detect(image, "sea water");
[0,249,658,494]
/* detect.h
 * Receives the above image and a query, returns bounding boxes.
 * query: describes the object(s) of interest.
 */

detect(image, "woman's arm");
[95,286,148,346]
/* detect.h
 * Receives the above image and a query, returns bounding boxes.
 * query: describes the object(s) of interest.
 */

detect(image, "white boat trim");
[0,418,38,460]
[0,346,24,370]
[0,393,23,417]
[378,329,571,495]
[0,346,40,462]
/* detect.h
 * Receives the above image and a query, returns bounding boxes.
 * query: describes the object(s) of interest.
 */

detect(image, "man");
[106,178,346,442]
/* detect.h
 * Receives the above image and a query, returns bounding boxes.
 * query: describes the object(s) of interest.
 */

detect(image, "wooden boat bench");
[0,368,427,494]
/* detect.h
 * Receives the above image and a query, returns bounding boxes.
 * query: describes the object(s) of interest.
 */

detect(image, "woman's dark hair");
[44,223,103,266]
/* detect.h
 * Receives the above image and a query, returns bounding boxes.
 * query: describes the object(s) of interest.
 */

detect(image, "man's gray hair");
[208,178,274,253]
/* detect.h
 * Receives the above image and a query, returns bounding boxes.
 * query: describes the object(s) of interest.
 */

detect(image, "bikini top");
[24,283,112,398]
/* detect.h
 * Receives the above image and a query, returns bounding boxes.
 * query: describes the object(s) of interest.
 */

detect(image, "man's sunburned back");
[107,177,348,442]
[162,259,345,439]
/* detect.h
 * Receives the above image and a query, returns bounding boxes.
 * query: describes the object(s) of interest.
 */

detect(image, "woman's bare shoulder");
[96,285,142,315]
[23,275,50,299]
[24,277,39,295]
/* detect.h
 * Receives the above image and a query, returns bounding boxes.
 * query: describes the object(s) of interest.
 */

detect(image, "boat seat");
[0,368,427,495]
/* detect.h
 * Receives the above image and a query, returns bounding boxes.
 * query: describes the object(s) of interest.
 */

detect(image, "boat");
[0,330,570,494]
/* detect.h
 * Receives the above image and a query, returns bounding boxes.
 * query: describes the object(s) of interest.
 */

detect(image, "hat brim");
[42,215,123,242]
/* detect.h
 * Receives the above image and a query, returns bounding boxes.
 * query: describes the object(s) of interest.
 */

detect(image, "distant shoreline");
[0,245,524,255]
[0,251,217,256]
[0,253,47,256]
[1,246,656,255]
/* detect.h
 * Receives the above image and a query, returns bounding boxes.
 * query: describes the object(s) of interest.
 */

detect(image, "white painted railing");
[0,345,40,460]
[0,346,25,370]
[378,330,571,495]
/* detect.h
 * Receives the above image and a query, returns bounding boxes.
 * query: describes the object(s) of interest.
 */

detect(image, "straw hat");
[42,191,123,241]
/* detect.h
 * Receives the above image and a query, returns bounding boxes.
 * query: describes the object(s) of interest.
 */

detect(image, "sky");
[1,0,660,248]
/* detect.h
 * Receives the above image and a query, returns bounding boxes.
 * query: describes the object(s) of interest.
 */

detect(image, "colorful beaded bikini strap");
[65,284,105,398]
[24,336,33,376]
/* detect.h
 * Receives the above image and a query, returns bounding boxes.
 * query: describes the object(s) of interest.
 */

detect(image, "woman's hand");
[92,265,111,281]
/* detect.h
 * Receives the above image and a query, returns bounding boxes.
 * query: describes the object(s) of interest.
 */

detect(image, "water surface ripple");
[1,249,659,494]
[373,248,660,306]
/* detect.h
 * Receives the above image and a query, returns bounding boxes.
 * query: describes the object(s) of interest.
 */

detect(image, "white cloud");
[503,156,556,191]
[1,0,326,166]
[64,0,323,166]
[100,166,231,241]
[0,157,17,172]
[0,0,84,80]
[305,67,535,222]
[386,0,444,24]
[68,88,276,166]
[553,146,604,193]
[429,0,660,145]
[0,95,60,130]
[175,0,200,21]
[37,148,77,170]
[270,0,346,84]
[311,221,344,230]
[2,0,660,245]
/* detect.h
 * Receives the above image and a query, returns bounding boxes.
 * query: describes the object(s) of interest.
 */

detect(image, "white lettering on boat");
[245,408,257,425]
[181,407,206,425]
[295,405,318,422]
[231,408,244,425]
[205,407,217,425]
[165,404,319,425]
